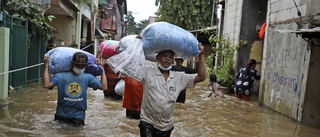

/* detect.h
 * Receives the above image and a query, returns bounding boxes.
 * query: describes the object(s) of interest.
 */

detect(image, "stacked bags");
[107,22,200,81]
[45,47,103,76]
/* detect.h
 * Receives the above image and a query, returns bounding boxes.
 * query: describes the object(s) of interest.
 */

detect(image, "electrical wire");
[0,44,95,76]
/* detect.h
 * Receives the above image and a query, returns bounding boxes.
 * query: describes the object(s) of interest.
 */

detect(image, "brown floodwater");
[0,80,320,137]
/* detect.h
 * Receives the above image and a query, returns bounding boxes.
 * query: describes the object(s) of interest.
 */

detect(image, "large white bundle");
[107,35,145,81]
[141,22,200,58]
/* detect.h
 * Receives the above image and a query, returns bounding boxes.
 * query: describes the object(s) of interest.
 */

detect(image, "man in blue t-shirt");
[42,52,108,127]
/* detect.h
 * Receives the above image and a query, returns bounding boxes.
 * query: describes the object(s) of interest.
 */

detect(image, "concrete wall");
[223,0,243,45]
[300,0,320,126]
[262,0,310,121]
[50,15,76,46]
[303,46,320,125]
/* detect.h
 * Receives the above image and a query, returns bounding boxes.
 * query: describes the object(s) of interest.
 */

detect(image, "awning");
[95,28,107,39]
[189,26,217,33]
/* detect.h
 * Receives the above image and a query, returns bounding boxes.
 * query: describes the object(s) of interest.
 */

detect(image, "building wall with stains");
[222,0,320,126]
[262,0,312,123]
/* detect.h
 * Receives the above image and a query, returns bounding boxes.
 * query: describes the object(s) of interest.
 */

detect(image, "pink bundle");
[100,40,119,59]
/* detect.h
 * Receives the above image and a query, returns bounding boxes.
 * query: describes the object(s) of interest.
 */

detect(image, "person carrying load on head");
[138,43,206,137]
[42,52,107,127]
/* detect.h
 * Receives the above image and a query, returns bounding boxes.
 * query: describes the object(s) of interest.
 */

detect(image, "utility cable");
[293,0,302,29]
[0,44,94,76]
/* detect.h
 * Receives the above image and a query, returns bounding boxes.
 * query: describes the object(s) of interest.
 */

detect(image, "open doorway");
[237,0,268,100]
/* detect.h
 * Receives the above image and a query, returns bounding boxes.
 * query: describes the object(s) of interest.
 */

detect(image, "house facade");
[219,0,320,126]
[98,0,127,40]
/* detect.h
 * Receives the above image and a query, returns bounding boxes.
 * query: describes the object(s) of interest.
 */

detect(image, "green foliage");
[205,35,247,87]
[73,0,97,12]
[126,11,139,35]
[73,0,91,5]
[4,0,55,40]
[136,20,149,33]
[126,11,149,35]
[155,0,217,30]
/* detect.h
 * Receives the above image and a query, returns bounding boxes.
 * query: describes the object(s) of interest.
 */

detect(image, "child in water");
[208,74,225,98]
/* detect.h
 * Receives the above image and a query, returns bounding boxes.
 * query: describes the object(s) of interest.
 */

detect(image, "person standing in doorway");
[234,59,261,101]
[138,43,206,137]
[171,58,197,103]
[42,52,108,127]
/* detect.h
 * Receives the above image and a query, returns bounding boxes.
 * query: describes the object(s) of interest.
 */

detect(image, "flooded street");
[1,80,320,137]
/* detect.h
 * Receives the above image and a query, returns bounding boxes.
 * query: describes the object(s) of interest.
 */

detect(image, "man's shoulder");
[54,71,71,76]
[82,73,97,78]
[171,66,189,72]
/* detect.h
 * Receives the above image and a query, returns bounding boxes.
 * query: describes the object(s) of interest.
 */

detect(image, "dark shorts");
[54,115,85,127]
[138,121,174,137]
[176,89,186,103]
[104,91,123,100]
[126,109,140,119]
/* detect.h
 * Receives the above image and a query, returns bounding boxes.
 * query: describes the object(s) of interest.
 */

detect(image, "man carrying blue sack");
[138,43,206,136]
[42,52,108,127]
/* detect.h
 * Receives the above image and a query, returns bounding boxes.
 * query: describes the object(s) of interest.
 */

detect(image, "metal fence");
[2,12,28,88]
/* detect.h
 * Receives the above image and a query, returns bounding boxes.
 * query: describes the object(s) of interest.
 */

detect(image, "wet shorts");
[126,109,140,119]
[54,115,85,127]
[138,121,174,137]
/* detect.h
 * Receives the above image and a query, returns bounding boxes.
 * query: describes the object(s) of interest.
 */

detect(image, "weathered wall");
[223,0,243,45]
[303,46,320,126]
[300,0,320,126]
[50,15,76,46]
[262,0,309,120]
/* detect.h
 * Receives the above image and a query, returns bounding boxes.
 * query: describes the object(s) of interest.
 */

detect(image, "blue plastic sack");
[45,47,103,76]
[141,22,199,58]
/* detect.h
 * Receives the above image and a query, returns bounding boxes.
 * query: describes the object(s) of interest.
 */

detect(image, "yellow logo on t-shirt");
[67,82,82,97]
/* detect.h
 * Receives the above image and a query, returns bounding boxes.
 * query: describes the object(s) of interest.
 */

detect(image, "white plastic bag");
[107,35,145,81]
[115,79,125,96]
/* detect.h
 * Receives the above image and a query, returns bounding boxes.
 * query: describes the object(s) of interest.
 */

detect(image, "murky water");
[1,80,320,137]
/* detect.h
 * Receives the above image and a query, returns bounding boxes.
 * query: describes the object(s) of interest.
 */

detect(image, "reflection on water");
[1,81,320,137]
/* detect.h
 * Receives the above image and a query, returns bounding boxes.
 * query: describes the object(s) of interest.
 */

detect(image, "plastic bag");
[99,40,119,51]
[107,35,145,81]
[141,21,200,58]
[118,35,137,53]
[45,47,103,76]
[115,79,125,96]
[119,35,157,62]
[101,45,117,59]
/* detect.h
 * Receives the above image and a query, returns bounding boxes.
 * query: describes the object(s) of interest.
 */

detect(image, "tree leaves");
[3,0,55,40]
[156,0,217,30]
[125,11,150,35]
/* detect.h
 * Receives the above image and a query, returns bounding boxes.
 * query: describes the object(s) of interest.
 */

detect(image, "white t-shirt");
[140,65,196,131]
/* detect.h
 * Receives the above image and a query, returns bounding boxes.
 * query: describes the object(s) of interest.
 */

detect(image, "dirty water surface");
[0,81,320,137]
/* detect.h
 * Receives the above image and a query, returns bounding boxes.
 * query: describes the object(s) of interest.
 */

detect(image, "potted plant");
[205,35,246,94]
